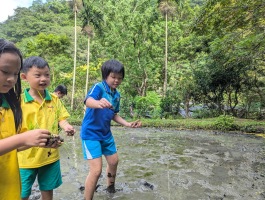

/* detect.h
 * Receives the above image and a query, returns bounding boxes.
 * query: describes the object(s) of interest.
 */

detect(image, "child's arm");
[113,114,142,128]
[0,129,50,156]
[59,120,76,136]
[85,97,112,109]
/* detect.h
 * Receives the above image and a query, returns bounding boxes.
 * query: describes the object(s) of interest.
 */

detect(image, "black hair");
[22,56,49,73]
[101,59,125,80]
[54,84,67,95]
[0,38,23,131]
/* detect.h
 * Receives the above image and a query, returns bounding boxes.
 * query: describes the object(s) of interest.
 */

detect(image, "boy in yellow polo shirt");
[17,56,76,200]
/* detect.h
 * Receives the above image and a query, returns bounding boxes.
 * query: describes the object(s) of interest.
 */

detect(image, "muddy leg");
[105,153,118,193]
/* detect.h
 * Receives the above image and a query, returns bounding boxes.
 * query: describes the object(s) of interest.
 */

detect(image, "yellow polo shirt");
[18,89,70,168]
[0,95,21,200]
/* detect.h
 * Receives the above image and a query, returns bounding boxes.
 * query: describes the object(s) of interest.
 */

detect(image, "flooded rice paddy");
[31,127,265,200]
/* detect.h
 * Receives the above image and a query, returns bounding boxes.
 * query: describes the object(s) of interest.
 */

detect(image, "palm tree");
[83,25,94,98]
[70,0,83,110]
[159,0,176,97]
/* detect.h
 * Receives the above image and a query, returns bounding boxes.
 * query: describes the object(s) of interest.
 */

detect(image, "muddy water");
[31,127,265,200]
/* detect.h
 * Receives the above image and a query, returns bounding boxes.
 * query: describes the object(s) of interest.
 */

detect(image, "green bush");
[160,91,181,119]
[134,91,161,118]
[192,108,220,119]
[213,115,237,131]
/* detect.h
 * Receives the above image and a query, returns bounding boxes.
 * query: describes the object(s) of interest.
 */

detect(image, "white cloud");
[0,0,34,22]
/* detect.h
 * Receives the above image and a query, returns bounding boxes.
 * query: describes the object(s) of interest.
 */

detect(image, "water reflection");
[52,127,265,200]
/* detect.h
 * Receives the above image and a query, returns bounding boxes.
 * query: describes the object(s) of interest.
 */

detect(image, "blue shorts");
[20,160,62,198]
[81,135,117,159]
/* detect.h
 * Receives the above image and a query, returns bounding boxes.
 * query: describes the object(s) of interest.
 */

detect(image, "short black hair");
[101,59,124,80]
[54,84,67,95]
[22,56,49,73]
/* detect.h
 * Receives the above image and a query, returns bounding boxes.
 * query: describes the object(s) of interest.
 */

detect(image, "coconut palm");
[70,0,83,110]
[159,0,176,97]
[83,25,94,97]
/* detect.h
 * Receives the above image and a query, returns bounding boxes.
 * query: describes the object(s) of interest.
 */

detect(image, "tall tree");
[70,0,83,110]
[83,25,94,96]
[190,0,265,115]
[71,2,78,110]
[82,0,163,97]
[159,0,176,97]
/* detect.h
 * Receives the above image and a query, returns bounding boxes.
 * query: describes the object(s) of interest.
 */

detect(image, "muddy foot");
[106,185,116,193]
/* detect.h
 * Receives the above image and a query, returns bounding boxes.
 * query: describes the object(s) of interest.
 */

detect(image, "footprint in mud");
[139,179,154,190]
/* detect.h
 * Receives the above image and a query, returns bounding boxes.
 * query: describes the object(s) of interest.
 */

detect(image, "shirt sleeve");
[84,83,102,102]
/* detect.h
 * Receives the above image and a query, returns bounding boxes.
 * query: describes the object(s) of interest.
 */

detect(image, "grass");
[69,116,265,135]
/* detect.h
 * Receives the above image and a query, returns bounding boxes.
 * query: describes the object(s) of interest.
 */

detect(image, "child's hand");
[64,124,76,136]
[130,120,142,128]
[45,135,64,148]
[24,129,51,147]
[98,98,113,109]
[46,140,62,148]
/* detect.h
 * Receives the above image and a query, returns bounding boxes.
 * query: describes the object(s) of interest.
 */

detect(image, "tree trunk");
[84,37,90,114]
[71,3,77,110]
[163,12,168,97]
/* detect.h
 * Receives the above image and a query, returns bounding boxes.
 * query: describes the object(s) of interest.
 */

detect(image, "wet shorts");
[81,135,117,160]
[20,160,62,198]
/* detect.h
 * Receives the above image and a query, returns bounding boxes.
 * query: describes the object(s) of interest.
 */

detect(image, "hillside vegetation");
[1,0,265,133]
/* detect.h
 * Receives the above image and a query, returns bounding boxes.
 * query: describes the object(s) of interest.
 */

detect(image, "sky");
[0,0,36,22]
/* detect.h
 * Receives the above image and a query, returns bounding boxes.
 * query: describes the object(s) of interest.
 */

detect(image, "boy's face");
[54,91,65,99]
[21,66,50,91]
[0,52,21,93]
[105,72,123,90]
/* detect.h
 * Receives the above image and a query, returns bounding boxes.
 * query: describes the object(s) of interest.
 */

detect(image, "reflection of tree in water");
[72,136,77,168]
[165,145,171,200]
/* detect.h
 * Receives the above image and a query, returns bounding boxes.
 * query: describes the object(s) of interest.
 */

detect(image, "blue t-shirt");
[80,81,120,140]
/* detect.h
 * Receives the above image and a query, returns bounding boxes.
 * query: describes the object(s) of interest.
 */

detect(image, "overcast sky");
[0,0,41,22]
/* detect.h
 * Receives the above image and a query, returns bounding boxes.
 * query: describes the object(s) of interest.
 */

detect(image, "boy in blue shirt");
[81,59,141,199]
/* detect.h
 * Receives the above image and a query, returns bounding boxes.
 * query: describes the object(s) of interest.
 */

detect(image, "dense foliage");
[0,0,264,120]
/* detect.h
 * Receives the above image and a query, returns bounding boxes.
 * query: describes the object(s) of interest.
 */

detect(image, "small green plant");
[213,115,237,131]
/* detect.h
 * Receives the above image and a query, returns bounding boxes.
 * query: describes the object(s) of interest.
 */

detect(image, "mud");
[29,127,265,200]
